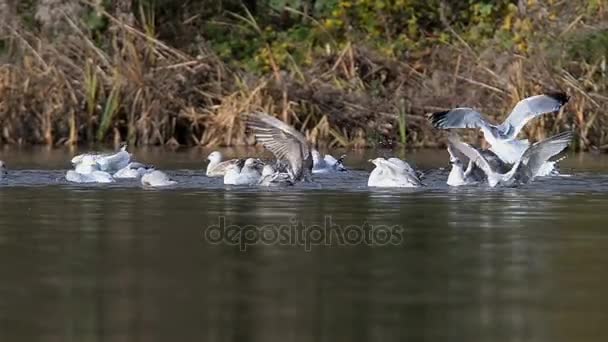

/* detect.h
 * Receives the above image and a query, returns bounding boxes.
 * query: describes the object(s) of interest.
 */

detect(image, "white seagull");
[113,162,155,179]
[447,131,574,187]
[428,93,569,175]
[312,149,347,173]
[446,142,483,187]
[66,170,115,184]
[66,156,115,183]
[206,151,239,177]
[141,170,177,187]
[368,157,423,188]
[72,144,131,173]
[223,158,264,185]
[246,112,313,182]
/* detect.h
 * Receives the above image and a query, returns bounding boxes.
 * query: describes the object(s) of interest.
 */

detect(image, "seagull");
[66,170,115,183]
[224,158,264,185]
[258,164,294,187]
[141,170,177,187]
[66,158,115,183]
[0,161,7,179]
[312,149,347,173]
[445,142,510,186]
[206,151,239,177]
[72,143,131,173]
[367,157,423,188]
[446,143,484,186]
[96,143,131,172]
[447,131,574,187]
[246,112,313,182]
[113,162,155,179]
[428,93,569,174]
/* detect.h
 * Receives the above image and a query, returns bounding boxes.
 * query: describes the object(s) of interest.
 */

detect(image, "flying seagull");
[447,131,574,187]
[428,93,569,174]
[245,112,313,182]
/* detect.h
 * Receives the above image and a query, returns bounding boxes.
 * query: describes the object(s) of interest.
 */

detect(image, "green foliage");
[566,29,608,63]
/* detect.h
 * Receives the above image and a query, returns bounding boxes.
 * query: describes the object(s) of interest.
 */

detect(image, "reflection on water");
[1,148,608,341]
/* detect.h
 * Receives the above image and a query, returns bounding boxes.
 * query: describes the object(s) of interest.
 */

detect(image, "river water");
[1,147,608,341]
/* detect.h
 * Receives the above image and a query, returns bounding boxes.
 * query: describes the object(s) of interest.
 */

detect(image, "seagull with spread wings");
[245,112,313,182]
[428,93,569,175]
[447,131,574,187]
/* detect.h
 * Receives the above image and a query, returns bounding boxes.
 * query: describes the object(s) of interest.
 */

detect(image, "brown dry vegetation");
[0,0,607,151]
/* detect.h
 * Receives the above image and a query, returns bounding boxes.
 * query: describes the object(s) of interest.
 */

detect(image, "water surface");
[1,147,608,341]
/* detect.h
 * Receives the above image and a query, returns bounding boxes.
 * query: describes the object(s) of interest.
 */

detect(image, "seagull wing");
[447,141,470,164]
[246,112,310,179]
[384,158,423,186]
[519,131,574,177]
[428,108,495,130]
[499,93,569,137]
[447,133,496,177]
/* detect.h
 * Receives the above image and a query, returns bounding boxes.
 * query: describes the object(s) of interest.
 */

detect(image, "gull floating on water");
[206,151,240,177]
[224,158,264,185]
[258,164,294,187]
[66,170,115,183]
[368,157,423,188]
[66,157,115,183]
[246,112,313,182]
[113,162,155,179]
[141,170,177,187]
[428,93,569,175]
[66,156,115,183]
[312,149,346,174]
[447,131,574,187]
[72,143,132,173]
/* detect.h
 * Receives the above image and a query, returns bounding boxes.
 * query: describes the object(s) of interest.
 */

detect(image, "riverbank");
[0,1,606,150]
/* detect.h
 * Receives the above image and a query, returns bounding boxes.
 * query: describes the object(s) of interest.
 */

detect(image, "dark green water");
[1,147,608,341]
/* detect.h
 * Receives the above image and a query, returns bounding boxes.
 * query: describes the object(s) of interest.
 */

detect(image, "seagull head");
[207,151,222,163]
[369,158,385,167]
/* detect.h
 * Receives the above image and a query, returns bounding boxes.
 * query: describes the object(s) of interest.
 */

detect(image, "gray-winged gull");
[367,157,423,188]
[72,143,131,173]
[246,112,313,182]
[206,151,240,177]
[258,164,294,187]
[113,162,155,179]
[428,93,569,175]
[224,158,264,185]
[141,170,177,187]
[447,131,573,187]
[312,149,347,173]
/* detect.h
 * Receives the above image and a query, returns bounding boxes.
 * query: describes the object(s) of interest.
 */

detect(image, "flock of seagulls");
[0,93,574,189]
[66,144,174,187]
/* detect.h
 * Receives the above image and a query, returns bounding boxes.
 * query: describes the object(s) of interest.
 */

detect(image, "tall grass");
[0,1,607,151]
